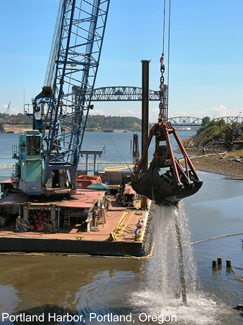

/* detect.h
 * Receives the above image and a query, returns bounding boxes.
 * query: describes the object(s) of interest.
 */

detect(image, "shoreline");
[182,137,243,179]
[1,131,242,179]
[189,154,243,179]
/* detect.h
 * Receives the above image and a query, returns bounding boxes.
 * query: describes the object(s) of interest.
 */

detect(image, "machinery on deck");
[12,0,110,195]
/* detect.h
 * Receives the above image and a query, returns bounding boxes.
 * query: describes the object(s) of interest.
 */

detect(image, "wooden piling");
[212,260,217,268]
[226,259,232,268]
[217,257,222,266]
[132,134,139,160]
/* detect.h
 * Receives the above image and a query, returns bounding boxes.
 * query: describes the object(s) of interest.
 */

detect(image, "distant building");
[90,115,105,119]
[113,129,125,133]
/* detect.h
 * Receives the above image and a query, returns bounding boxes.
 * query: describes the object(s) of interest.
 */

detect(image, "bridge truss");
[213,116,243,124]
[91,86,161,101]
[168,116,243,127]
[168,116,202,127]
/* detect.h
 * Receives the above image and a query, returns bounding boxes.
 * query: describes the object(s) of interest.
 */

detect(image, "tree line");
[199,116,243,139]
[0,113,31,125]
[0,113,154,132]
[86,115,146,131]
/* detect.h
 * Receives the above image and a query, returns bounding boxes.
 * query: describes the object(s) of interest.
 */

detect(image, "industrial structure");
[91,86,163,101]
[0,0,205,268]
[12,0,110,196]
[131,60,203,205]
[11,0,202,206]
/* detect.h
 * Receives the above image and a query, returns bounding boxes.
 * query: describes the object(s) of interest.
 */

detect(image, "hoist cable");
[159,0,167,120]
[87,106,132,172]
[106,132,133,173]
[162,0,167,55]
[167,0,171,112]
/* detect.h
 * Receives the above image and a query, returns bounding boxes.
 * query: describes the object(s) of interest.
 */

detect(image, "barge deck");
[0,187,153,257]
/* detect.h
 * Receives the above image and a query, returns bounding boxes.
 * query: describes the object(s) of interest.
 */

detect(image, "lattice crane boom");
[42,0,110,187]
[12,0,110,195]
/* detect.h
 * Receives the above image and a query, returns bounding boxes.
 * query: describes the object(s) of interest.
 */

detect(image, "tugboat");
[131,54,203,205]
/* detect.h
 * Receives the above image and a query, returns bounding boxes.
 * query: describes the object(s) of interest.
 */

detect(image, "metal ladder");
[64,208,70,227]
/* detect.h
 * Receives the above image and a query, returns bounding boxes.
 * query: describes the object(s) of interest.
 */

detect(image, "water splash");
[130,202,231,325]
[145,202,196,304]
[174,206,187,304]
[177,201,198,292]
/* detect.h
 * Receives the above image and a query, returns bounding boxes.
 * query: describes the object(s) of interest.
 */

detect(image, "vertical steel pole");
[141,60,150,209]
[141,60,150,172]
[94,154,97,173]
[86,154,89,174]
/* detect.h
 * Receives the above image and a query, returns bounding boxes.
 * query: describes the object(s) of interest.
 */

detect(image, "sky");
[0,0,243,123]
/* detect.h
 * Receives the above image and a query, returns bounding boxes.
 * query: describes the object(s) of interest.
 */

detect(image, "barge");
[0,172,153,257]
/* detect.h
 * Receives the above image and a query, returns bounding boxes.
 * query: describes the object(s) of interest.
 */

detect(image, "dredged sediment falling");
[174,206,187,304]
[131,201,233,324]
[146,201,197,306]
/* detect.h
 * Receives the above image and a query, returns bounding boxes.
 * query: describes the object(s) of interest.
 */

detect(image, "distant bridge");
[91,87,243,127]
[168,116,202,127]
[168,116,243,127]
[212,116,243,124]
[92,86,160,101]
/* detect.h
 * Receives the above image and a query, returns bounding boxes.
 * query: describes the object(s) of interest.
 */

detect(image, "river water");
[0,132,243,324]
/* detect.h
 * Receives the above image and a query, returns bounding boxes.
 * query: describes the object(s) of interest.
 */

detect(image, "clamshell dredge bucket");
[131,121,203,205]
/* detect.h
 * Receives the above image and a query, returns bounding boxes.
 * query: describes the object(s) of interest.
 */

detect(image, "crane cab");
[12,130,43,195]
[12,130,72,196]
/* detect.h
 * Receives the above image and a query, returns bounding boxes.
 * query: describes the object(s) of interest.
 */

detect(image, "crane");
[12,0,110,195]
[12,0,202,205]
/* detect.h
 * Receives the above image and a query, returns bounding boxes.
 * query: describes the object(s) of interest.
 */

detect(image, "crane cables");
[162,0,167,56]
[167,0,171,105]
[159,0,171,121]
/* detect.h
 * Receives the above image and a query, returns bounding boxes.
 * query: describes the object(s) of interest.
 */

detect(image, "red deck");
[0,193,149,243]
[0,189,105,209]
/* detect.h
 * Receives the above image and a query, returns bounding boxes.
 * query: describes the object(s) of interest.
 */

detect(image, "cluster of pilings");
[212,257,232,271]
